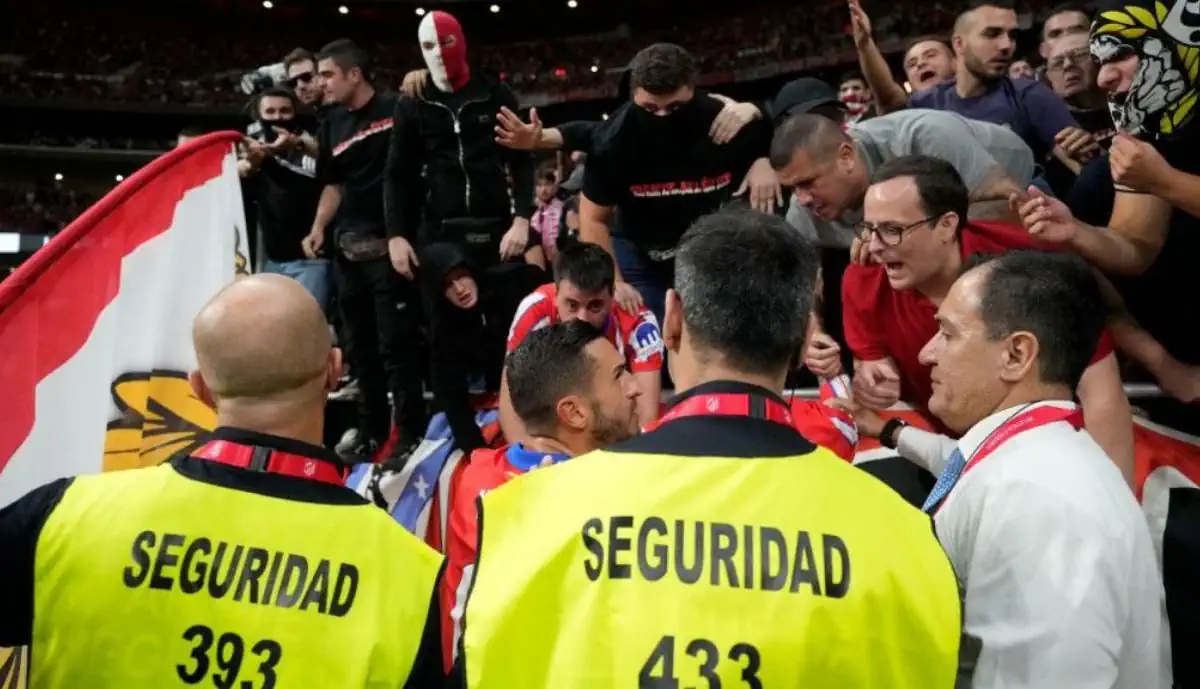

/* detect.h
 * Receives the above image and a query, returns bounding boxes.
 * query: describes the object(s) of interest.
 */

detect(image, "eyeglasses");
[286,72,314,87]
[1046,48,1092,72]
[853,214,941,246]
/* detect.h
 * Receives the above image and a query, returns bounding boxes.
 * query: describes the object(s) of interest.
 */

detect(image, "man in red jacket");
[439,320,641,671]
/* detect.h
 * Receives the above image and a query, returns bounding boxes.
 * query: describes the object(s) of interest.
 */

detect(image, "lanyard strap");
[652,393,796,431]
[192,440,348,487]
[962,405,1085,476]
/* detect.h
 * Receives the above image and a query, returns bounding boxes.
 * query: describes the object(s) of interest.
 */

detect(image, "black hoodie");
[385,70,534,244]
[420,242,545,451]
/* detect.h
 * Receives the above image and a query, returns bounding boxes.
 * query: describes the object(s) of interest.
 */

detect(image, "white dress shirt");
[934,400,1171,689]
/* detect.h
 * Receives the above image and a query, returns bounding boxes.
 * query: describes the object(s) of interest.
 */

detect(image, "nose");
[1097,63,1121,91]
[625,375,642,399]
[918,333,939,366]
[866,229,886,254]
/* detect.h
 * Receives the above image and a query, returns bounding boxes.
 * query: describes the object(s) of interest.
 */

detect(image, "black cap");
[768,77,846,122]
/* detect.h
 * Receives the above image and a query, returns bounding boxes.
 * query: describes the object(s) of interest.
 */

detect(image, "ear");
[998,331,1040,383]
[555,394,590,433]
[327,348,344,393]
[663,289,684,354]
[935,211,960,243]
[837,141,857,171]
[189,370,215,408]
[952,35,965,56]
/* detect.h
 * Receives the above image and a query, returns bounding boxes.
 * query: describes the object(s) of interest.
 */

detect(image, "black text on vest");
[122,530,359,617]
[581,517,851,597]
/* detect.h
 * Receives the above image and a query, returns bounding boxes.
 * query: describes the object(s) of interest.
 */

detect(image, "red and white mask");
[419,11,470,92]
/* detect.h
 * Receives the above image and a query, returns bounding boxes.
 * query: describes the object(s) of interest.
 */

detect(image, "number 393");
[177,624,282,689]
[639,635,762,689]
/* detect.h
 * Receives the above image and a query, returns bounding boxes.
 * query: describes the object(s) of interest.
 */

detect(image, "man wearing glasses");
[839,154,1132,485]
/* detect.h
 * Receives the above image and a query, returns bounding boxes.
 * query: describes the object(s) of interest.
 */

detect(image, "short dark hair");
[840,71,867,86]
[507,321,607,435]
[316,39,372,79]
[871,155,969,232]
[282,48,316,73]
[905,34,954,58]
[768,113,846,169]
[628,43,697,95]
[553,242,615,294]
[1042,3,1091,39]
[536,160,557,183]
[961,250,1106,389]
[255,86,298,114]
[675,206,820,375]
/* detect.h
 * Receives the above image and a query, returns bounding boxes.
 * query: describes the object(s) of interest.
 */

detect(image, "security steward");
[0,275,445,688]
[459,207,968,688]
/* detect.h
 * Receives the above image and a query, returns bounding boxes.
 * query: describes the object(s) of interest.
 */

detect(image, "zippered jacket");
[385,70,534,242]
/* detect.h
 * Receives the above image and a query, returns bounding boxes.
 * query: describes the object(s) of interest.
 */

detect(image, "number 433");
[639,635,762,689]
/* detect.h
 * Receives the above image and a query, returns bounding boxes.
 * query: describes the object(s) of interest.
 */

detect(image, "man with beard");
[577,43,774,324]
[239,87,328,310]
[283,48,323,110]
[850,0,955,114]
[437,320,642,672]
[838,72,876,127]
[502,242,663,441]
[909,1,1095,177]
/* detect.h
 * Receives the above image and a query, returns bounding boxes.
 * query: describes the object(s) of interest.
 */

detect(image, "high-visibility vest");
[463,449,963,688]
[30,463,442,688]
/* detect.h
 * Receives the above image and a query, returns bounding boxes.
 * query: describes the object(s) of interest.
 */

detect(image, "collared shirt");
[935,400,1171,689]
[841,220,1114,436]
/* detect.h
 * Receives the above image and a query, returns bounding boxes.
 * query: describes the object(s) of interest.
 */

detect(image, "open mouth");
[918,69,937,84]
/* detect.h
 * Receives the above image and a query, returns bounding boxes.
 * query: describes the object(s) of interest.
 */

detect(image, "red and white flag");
[0,132,248,508]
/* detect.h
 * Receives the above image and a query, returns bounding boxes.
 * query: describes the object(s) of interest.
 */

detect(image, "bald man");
[0,275,449,688]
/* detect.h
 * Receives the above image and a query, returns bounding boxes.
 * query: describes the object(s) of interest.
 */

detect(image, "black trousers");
[334,254,427,443]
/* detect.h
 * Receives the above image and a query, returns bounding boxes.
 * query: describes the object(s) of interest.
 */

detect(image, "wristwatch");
[879,418,909,450]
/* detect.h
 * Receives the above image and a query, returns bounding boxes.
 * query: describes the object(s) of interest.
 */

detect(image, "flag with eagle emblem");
[0,132,248,506]
[0,132,247,687]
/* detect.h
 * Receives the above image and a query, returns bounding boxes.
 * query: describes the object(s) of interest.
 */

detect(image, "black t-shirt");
[317,90,399,237]
[1118,135,1200,368]
[583,94,772,251]
[246,147,322,263]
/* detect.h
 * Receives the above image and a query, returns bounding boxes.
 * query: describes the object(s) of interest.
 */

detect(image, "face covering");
[1091,0,1200,138]
[419,10,470,93]
[634,98,698,142]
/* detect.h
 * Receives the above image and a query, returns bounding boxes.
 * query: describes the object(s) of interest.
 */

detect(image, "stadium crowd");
[0,0,1045,105]
[2,0,1200,686]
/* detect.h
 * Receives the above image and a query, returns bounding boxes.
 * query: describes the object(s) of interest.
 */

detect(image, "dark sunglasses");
[854,214,941,246]
[286,72,314,87]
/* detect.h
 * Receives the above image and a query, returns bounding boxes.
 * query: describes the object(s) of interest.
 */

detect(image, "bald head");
[193,275,332,401]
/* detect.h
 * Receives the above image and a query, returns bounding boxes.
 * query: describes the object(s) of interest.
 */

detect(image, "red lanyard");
[192,440,348,487]
[651,393,796,431]
[961,404,1085,476]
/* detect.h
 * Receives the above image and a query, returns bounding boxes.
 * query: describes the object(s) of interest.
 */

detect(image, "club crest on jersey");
[632,319,663,360]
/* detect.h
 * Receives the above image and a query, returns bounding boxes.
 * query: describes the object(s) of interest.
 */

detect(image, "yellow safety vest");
[464,449,962,688]
[30,463,442,689]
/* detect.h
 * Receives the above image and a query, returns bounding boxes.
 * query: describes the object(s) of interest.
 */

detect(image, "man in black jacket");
[303,39,427,461]
[384,11,538,450]
[384,10,534,273]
